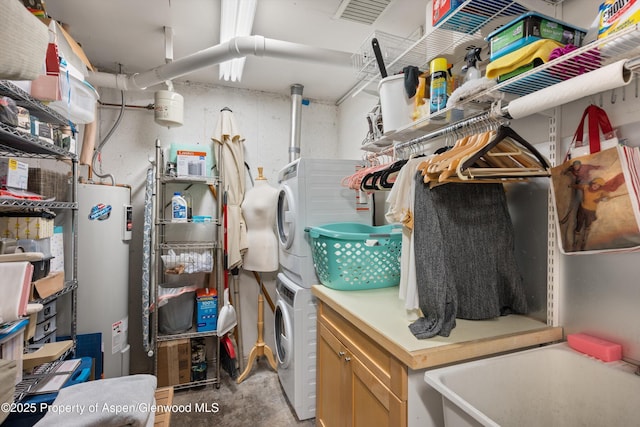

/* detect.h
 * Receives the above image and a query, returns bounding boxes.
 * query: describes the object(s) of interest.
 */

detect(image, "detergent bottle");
[429,57,448,115]
[171,192,188,222]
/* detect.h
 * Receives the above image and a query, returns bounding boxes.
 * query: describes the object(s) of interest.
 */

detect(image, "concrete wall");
[88,81,343,374]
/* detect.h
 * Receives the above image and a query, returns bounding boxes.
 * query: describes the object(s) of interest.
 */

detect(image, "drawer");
[318,302,407,399]
[34,315,56,342]
[32,329,56,346]
[36,299,56,323]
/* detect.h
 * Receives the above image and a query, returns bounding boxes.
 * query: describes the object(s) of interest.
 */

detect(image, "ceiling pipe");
[87,35,353,91]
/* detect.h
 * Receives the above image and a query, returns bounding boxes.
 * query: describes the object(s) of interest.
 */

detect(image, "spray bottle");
[462,47,482,84]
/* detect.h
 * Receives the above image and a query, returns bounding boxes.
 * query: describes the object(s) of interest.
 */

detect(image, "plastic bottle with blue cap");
[171,192,188,222]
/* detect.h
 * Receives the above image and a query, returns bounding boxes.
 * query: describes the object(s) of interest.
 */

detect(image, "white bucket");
[378,74,413,134]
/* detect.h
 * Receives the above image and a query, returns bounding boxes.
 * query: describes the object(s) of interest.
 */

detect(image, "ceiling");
[44,0,428,103]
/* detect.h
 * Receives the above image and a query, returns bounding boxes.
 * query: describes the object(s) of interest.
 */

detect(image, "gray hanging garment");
[409,176,528,339]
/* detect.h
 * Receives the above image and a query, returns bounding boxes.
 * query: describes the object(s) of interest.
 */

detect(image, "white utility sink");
[424,342,640,427]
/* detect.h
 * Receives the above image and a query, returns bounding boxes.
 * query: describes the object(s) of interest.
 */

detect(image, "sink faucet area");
[424,342,640,427]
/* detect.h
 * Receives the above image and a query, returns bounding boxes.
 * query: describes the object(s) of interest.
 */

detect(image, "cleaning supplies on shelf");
[463,47,482,83]
[171,192,188,223]
[429,57,448,115]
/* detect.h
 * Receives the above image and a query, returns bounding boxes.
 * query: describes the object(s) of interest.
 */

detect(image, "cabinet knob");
[338,351,345,358]
[344,356,351,362]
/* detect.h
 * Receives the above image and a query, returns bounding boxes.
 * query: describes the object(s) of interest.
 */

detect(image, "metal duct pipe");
[289,84,304,162]
[87,36,352,91]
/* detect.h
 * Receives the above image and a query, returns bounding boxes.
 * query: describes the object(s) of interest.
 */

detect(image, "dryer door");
[274,298,293,369]
[277,184,296,250]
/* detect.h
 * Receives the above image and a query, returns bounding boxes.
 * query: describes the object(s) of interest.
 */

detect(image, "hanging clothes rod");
[372,111,507,159]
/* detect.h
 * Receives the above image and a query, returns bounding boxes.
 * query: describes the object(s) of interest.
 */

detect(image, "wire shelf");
[353,30,425,81]
[495,25,640,96]
[361,25,640,153]
[351,0,530,82]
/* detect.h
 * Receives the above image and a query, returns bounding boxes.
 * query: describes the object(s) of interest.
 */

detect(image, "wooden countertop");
[312,285,563,370]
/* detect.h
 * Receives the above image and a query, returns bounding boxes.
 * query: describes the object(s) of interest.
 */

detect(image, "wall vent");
[334,0,392,25]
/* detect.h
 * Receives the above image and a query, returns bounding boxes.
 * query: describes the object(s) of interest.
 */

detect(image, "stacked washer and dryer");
[274,158,372,420]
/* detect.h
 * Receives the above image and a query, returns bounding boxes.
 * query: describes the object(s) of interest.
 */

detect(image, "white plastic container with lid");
[171,192,188,223]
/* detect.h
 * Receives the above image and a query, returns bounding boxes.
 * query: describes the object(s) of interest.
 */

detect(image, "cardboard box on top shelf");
[157,339,191,387]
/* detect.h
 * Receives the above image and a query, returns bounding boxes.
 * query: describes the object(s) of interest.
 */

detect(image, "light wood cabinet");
[317,301,407,427]
[313,285,563,426]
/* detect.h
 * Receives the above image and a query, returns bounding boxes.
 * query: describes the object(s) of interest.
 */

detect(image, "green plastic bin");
[306,222,402,291]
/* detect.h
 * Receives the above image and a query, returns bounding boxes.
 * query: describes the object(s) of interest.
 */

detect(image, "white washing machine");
[274,272,317,421]
[277,158,371,287]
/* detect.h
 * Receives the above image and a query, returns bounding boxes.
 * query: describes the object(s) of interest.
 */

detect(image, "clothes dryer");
[274,272,317,421]
[277,158,371,287]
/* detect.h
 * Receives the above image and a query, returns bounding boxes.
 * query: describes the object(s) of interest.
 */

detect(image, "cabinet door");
[350,353,406,427]
[317,323,350,427]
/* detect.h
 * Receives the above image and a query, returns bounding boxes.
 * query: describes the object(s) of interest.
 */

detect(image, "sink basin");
[424,342,640,427]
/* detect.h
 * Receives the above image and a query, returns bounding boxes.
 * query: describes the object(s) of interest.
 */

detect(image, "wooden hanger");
[419,134,471,183]
[438,131,494,182]
[453,125,551,181]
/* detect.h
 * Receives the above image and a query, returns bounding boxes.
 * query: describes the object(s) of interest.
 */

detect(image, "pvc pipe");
[87,35,352,91]
[289,84,303,162]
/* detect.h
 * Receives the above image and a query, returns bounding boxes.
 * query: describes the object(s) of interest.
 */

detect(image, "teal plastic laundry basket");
[306,222,402,291]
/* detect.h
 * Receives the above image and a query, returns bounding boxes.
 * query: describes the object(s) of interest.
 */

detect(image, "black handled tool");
[371,38,388,79]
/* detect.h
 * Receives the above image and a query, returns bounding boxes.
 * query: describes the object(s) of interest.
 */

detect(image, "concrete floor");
[171,361,315,427]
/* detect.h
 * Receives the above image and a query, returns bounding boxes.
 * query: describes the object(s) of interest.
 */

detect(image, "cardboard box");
[599,0,640,39]
[432,0,463,26]
[157,339,191,387]
[176,150,207,177]
[31,271,64,300]
[0,158,28,190]
[0,215,55,239]
[22,340,72,371]
[196,288,218,332]
[27,168,69,202]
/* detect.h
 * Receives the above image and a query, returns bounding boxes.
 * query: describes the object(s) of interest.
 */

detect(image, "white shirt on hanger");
[385,157,425,313]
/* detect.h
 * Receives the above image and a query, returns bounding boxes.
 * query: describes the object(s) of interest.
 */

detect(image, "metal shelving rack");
[0,80,79,400]
[151,140,222,391]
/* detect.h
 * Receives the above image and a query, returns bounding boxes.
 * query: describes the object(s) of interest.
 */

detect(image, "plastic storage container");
[306,222,402,291]
[378,74,413,134]
[48,76,99,124]
[487,12,587,61]
[158,287,195,334]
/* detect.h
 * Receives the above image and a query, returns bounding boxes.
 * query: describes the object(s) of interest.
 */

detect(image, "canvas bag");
[569,104,619,159]
[551,105,640,254]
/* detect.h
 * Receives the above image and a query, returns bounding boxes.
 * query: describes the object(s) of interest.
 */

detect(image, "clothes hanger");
[419,133,470,179]
[438,130,494,182]
[453,125,551,181]
[423,133,478,182]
